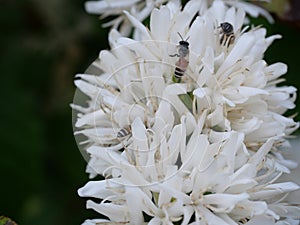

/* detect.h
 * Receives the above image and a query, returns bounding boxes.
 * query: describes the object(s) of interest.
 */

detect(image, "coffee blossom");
[85,0,273,35]
[73,0,299,224]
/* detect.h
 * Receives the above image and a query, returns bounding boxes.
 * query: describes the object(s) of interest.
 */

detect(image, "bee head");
[220,22,233,33]
[177,32,190,48]
[179,40,189,48]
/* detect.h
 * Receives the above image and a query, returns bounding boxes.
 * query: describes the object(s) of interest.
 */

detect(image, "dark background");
[0,0,299,224]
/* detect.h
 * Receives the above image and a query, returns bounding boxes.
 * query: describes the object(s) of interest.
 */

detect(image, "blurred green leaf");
[0,216,17,225]
[262,0,290,16]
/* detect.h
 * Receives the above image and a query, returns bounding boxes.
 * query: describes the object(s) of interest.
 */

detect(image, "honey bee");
[219,22,235,47]
[170,32,190,82]
[117,127,131,138]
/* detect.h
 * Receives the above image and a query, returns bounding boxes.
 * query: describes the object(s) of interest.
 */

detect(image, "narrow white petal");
[203,193,249,213]
[167,123,185,164]
[75,110,106,127]
[86,201,127,222]
[124,11,151,40]
[265,62,287,81]
[218,32,255,75]
[78,180,120,199]
[150,7,171,41]
[124,187,147,224]
[270,204,300,219]
[249,138,275,166]
[250,182,300,200]
[233,2,274,23]
[197,205,231,225]
[244,215,275,225]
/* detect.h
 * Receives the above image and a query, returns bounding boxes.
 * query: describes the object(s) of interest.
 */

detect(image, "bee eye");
[179,41,189,47]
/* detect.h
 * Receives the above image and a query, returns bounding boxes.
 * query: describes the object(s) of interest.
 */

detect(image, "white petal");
[233,200,268,217]
[201,46,215,73]
[78,180,119,199]
[167,123,185,164]
[75,110,106,127]
[249,138,274,166]
[86,201,127,222]
[250,182,300,200]
[270,204,300,219]
[181,134,208,170]
[233,2,274,23]
[124,187,147,224]
[203,193,249,213]
[124,11,151,40]
[244,215,275,225]
[150,7,171,41]
[197,205,231,225]
[265,62,287,81]
[81,219,112,225]
[218,32,255,75]
[165,83,187,95]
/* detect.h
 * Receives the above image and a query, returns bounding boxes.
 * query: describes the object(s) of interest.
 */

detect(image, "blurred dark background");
[0,0,299,225]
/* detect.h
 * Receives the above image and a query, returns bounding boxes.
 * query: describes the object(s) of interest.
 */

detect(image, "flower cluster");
[73,0,299,224]
[85,0,273,35]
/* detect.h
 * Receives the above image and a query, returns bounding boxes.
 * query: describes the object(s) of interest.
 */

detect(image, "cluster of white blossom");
[73,0,300,224]
[85,0,273,35]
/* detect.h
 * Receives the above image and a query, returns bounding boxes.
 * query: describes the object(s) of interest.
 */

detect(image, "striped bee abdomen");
[117,127,131,138]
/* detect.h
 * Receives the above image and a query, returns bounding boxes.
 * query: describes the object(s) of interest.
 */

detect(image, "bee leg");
[226,34,235,48]
[169,53,180,57]
[220,34,225,46]
[229,34,235,46]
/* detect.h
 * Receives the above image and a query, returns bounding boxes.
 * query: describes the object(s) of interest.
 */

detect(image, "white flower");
[77,128,299,224]
[84,0,273,35]
[73,0,299,224]
[74,0,297,154]
[85,0,173,35]
[222,0,274,23]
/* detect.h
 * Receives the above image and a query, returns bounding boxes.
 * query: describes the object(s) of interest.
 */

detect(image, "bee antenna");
[177,32,184,41]
[185,36,190,42]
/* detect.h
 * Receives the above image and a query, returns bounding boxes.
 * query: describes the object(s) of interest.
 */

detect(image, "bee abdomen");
[174,67,185,78]
[117,128,131,138]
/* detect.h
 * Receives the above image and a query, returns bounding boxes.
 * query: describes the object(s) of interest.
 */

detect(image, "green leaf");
[179,93,194,112]
[260,0,290,16]
[0,216,17,225]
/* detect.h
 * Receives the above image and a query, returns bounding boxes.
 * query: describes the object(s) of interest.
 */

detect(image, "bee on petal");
[219,22,235,47]
[170,32,190,82]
